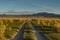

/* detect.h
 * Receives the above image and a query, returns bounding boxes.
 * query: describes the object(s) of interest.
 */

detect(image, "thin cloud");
[0,7,60,15]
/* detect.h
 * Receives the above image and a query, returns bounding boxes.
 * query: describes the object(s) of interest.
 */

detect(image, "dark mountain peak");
[32,12,60,17]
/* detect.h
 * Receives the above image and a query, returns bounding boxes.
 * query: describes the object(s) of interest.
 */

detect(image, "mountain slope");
[0,12,60,18]
[32,12,60,17]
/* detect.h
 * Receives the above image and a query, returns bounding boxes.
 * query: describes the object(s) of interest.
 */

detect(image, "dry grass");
[0,19,24,40]
[0,17,60,40]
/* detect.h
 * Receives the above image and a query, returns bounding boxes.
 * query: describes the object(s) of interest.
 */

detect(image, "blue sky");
[0,0,60,14]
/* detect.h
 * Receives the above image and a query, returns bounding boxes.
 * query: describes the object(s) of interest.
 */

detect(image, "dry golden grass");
[0,17,60,40]
[0,18,24,40]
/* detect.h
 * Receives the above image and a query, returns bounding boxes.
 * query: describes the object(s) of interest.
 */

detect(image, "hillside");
[0,12,60,18]
[31,12,60,17]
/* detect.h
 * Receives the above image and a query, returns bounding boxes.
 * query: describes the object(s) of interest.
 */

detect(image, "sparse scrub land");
[31,19,60,40]
[23,22,37,40]
[0,17,60,40]
[0,19,24,40]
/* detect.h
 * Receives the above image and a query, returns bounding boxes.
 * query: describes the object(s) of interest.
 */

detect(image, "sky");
[0,0,60,14]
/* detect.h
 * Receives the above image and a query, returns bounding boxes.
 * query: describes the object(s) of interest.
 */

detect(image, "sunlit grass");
[45,33,60,40]
[23,22,37,40]
[31,19,60,40]
[0,19,24,40]
[0,17,60,40]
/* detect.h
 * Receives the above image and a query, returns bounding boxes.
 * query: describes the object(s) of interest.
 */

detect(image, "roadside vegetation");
[31,19,60,40]
[0,19,24,40]
[23,22,37,40]
[0,18,60,40]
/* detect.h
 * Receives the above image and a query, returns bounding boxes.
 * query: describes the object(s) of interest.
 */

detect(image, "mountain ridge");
[0,12,60,18]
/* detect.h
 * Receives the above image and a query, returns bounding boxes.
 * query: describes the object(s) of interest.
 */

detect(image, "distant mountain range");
[31,12,60,17]
[0,12,60,18]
